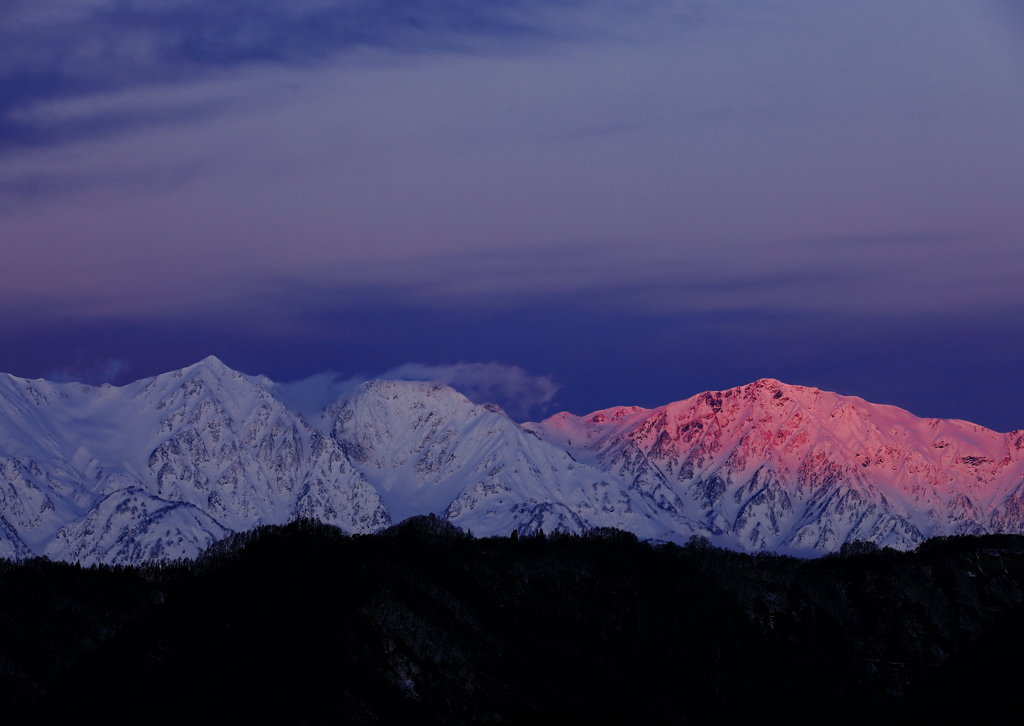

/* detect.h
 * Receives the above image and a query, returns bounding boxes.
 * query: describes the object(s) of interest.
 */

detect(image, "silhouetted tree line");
[3,519,1024,723]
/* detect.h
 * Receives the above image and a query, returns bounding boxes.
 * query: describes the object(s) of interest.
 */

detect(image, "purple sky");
[2,1,1024,429]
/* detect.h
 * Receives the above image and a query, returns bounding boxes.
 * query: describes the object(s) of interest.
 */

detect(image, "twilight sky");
[2,0,1024,429]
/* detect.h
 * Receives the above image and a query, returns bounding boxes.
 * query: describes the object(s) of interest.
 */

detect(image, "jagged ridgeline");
[2,357,1024,562]
[3,520,1024,722]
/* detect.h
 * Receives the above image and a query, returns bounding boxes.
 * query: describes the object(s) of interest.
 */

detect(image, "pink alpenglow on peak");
[523,379,1024,554]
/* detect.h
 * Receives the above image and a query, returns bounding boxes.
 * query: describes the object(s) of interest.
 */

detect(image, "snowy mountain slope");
[0,374,115,553]
[43,488,232,565]
[0,357,389,564]
[132,357,387,534]
[524,379,1024,554]
[327,380,691,539]
[3,360,1024,562]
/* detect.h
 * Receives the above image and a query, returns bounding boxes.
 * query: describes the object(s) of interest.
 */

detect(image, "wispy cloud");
[0,0,671,152]
[274,361,559,422]
[378,362,559,419]
[45,358,128,385]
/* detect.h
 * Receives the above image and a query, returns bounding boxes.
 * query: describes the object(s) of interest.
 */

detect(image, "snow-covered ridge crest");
[2,362,1023,563]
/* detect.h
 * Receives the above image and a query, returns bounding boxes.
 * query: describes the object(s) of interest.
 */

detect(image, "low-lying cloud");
[274,361,560,423]
[45,358,128,386]
[379,362,560,420]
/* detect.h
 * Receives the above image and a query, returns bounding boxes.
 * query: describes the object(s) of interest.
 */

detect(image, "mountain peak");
[737,378,815,399]
[190,355,230,374]
[335,378,475,412]
[671,378,831,417]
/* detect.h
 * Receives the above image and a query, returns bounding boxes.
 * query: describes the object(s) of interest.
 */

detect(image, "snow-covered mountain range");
[1,357,1022,563]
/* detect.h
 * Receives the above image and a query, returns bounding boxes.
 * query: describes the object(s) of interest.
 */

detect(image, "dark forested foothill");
[3,521,1024,724]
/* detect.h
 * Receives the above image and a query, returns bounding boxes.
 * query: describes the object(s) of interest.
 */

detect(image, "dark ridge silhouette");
[382,512,469,540]
[3,523,1024,723]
